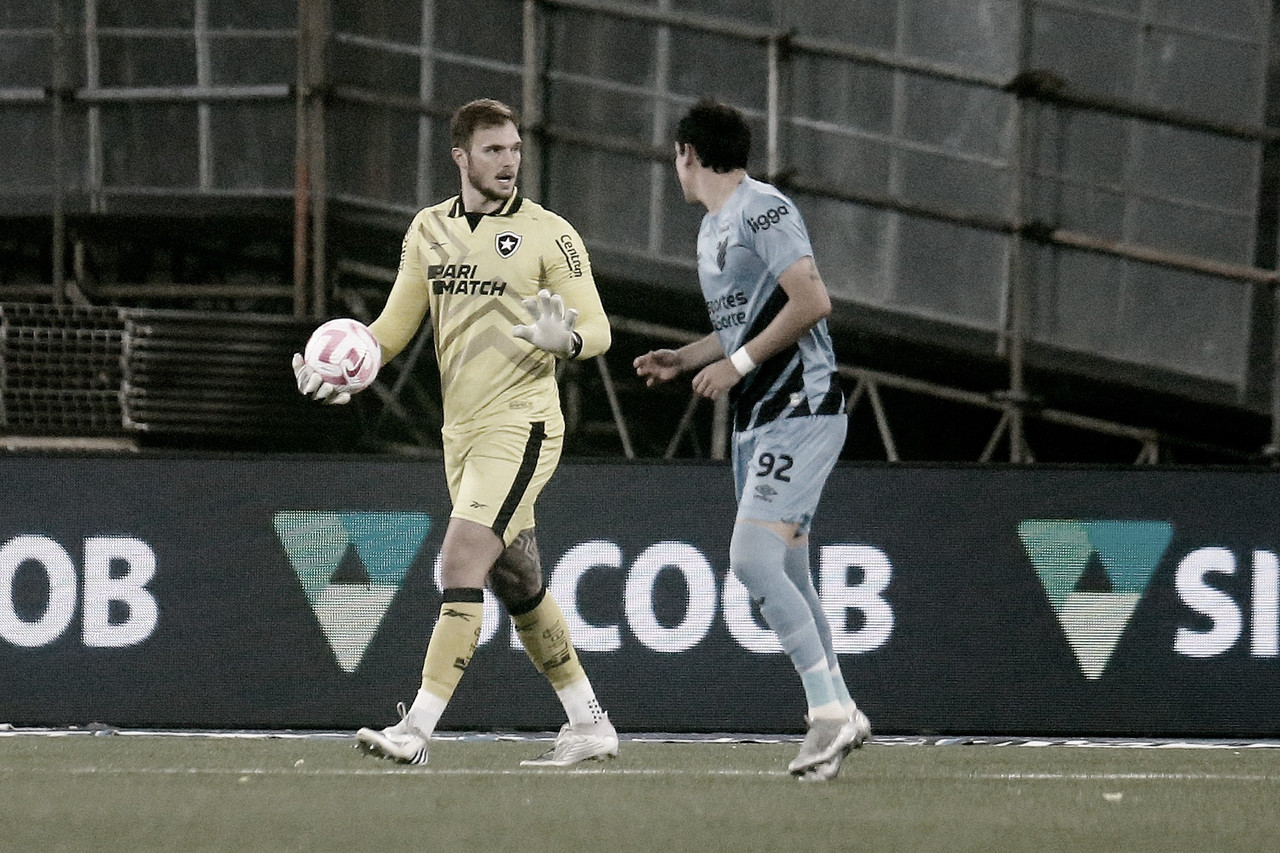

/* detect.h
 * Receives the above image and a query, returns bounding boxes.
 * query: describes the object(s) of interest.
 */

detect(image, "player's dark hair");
[675,98,751,173]
[450,98,519,150]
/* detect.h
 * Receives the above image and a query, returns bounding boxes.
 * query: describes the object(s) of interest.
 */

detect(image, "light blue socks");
[730,522,840,715]
[785,540,855,711]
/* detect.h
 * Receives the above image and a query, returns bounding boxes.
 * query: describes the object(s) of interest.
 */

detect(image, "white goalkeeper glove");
[512,289,583,359]
[291,352,353,405]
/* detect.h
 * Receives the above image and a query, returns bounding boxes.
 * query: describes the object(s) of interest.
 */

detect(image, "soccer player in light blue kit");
[634,98,870,781]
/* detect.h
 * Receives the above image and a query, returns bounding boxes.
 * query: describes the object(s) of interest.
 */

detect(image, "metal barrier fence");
[0,302,354,447]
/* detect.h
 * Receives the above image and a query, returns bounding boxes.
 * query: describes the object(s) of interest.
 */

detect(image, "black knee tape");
[442,587,484,604]
[506,584,547,617]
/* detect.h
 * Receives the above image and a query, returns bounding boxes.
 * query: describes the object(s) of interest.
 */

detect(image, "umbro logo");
[496,231,521,258]
[754,484,778,502]
[470,500,487,509]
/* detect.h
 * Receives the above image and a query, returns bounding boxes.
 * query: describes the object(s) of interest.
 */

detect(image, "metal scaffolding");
[0,0,1276,462]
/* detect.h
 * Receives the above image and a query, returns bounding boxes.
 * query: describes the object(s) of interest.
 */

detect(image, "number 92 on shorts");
[731,414,847,536]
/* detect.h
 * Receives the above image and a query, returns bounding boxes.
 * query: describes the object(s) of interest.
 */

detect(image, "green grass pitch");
[2,734,1279,852]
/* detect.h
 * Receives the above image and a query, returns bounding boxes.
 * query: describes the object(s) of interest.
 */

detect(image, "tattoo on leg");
[488,528,543,609]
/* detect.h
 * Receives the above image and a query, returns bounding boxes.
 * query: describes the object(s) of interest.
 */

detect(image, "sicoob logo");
[275,511,432,672]
[1018,519,1172,679]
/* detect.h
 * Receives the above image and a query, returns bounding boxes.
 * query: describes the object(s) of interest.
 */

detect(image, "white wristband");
[729,346,756,376]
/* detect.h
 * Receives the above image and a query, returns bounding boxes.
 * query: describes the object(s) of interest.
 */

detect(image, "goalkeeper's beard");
[466,169,515,203]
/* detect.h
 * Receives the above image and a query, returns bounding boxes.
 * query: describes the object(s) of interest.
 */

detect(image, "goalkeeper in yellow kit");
[294,98,617,766]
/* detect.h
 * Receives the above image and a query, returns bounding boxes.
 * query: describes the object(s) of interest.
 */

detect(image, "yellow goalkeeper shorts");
[443,419,564,545]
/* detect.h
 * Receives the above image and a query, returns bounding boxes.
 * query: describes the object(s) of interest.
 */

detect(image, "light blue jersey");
[696,176,844,432]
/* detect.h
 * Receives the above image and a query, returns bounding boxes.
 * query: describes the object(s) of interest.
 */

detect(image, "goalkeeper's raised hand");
[291,352,353,405]
[512,289,583,359]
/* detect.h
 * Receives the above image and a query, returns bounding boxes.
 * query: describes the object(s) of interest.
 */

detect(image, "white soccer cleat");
[840,708,872,752]
[788,709,871,777]
[520,713,619,767]
[355,702,429,766]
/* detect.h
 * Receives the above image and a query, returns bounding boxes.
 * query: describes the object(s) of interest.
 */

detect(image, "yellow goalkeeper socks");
[511,588,579,689]
[511,588,604,725]
[420,588,484,707]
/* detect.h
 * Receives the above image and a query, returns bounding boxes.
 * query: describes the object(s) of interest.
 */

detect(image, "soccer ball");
[303,318,382,392]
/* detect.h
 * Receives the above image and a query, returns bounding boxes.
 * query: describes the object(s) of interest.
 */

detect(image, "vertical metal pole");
[521,0,543,199]
[1267,7,1280,460]
[416,0,437,206]
[766,36,780,178]
[883,0,907,311]
[1005,0,1036,463]
[1271,136,1280,458]
[646,0,672,254]
[1272,277,1280,458]
[309,0,330,319]
[194,0,212,191]
[291,0,312,317]
[310,107,328,318]
[51,0,67,304]
[85,0,103,215]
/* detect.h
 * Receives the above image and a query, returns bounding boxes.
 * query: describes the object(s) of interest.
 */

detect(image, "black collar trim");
[448,191,523,218]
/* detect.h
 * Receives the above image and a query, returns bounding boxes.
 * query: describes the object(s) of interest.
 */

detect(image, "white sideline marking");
[982,772,1280,782]
[5,766,790,779]
[2,765,1278,783]
[5,729,1280,750]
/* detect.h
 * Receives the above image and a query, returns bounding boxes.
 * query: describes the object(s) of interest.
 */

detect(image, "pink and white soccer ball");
[303,318,382,392]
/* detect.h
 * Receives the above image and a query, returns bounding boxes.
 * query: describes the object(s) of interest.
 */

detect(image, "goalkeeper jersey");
[369,190,610,431]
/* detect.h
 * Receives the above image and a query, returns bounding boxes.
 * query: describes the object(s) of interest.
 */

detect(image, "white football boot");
[355,702,430,766]
[520,713,620,767]
[788,701,870,778]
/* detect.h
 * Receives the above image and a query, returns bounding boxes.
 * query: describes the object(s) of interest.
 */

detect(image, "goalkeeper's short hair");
[451,98,519,150]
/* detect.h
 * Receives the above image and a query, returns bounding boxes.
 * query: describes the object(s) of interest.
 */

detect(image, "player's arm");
[292,219,432,405]
[512,225,611,360]
[689,256,831,401]
[734,255,831,365]
[368,220,432,362]
[550,272,610,360]
[633,332,724,387]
